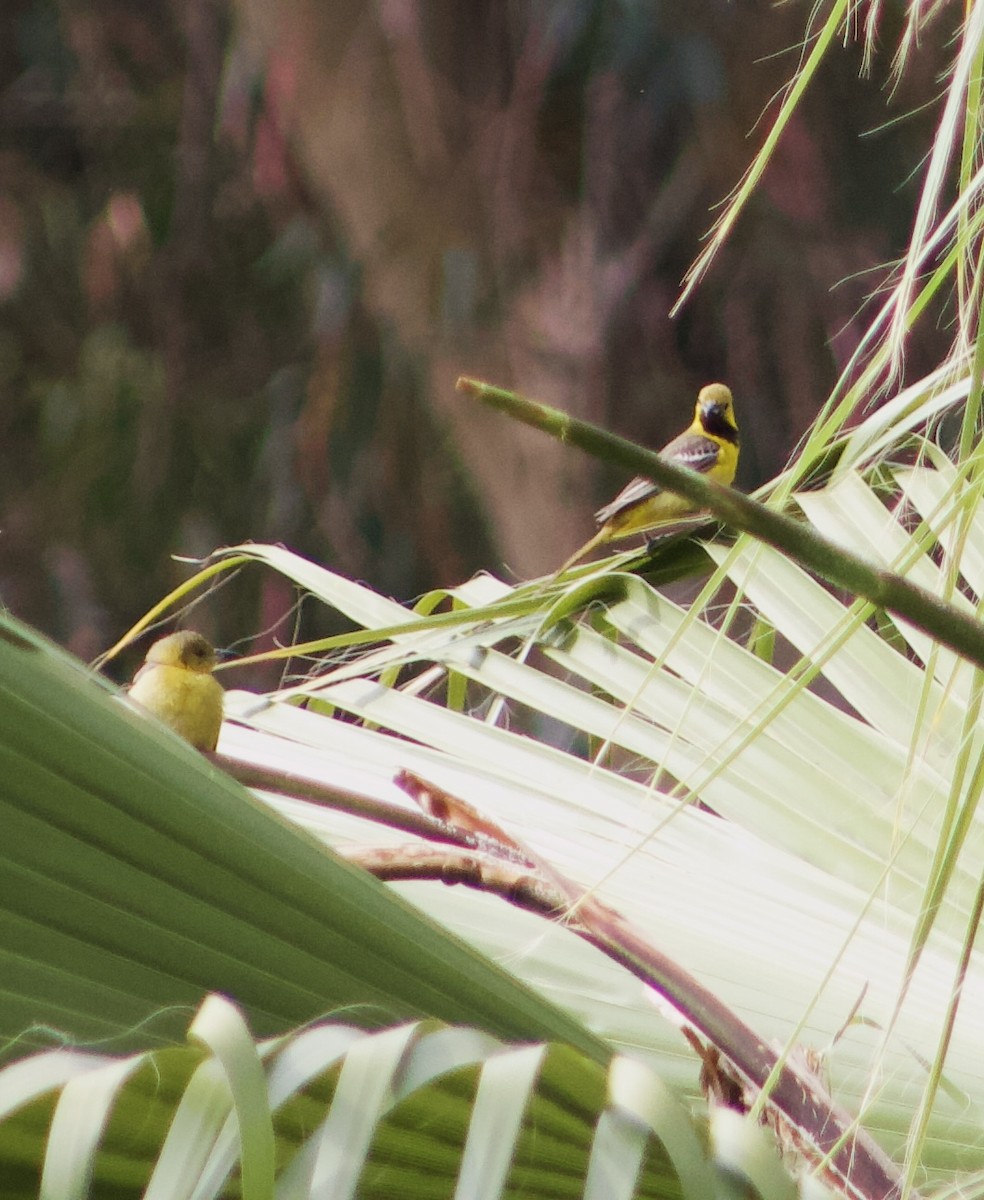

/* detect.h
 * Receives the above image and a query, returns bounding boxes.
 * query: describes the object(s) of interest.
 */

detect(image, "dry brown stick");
[213,754,535,864]
[339,844,565,915]
[392,771,905,1200]
[216,752,904,1199]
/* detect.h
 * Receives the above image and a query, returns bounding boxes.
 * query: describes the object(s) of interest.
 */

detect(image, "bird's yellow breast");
[706,438,739,487]
[128,663,224,751]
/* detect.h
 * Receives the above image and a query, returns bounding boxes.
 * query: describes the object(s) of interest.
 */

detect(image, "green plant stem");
[458,376,984,668]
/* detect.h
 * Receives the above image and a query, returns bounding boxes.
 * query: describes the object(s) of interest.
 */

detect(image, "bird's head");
[144,631,218,674]
[696,383,737,436]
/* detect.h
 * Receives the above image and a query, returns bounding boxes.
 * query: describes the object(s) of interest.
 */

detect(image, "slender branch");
[216,750,903,1198]
[395,771,903,1200]
[344,836,903,1200]
[457,375,984,672]
[339,844,565,914]
[213,754,531,864]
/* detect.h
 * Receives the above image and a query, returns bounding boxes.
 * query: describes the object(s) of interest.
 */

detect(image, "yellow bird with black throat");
[555,382,739,576]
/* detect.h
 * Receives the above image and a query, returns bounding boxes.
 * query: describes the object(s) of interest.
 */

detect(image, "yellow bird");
[127,631,224,751]
[555,382,739,576]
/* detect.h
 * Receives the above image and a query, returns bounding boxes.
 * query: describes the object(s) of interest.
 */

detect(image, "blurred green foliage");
[0,0,953,679]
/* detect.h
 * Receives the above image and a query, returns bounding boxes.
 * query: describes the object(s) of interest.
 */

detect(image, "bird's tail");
[549,527,609,582]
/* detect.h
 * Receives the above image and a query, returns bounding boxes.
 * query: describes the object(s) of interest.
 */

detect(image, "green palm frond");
[10,443,984,1194]
[202,453,984,1192]
[0,614,600,1056]
[1,993,820,1200]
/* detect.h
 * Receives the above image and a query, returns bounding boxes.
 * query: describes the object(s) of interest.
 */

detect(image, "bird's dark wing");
[660,430,721,472]
[595,475,660,524]
[594,432,718,524]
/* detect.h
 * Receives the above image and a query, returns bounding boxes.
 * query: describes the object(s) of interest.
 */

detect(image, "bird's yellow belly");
[604,490,695,537]
[129,665,224,750]
[603,449,738,540]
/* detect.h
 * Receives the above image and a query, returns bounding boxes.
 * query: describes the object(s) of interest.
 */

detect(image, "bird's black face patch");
[699,402,739,444]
